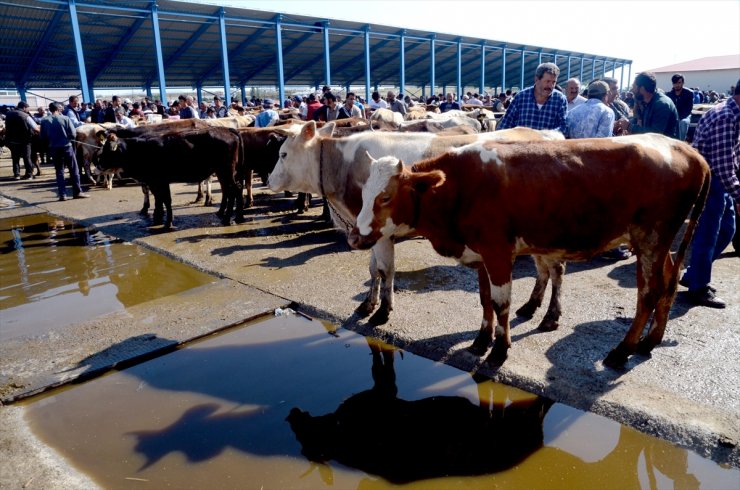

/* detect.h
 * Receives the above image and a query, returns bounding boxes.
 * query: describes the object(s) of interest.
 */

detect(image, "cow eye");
[279,152,287,159]
[380,194,392,205]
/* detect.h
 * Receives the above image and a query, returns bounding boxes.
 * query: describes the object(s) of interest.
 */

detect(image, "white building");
[650,54,740,95]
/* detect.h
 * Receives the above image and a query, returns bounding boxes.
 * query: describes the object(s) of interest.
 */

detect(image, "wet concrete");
[22,315,740,489]
[0,156,738,488]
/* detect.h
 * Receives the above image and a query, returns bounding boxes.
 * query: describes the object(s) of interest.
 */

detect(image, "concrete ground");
[0,158,738,488]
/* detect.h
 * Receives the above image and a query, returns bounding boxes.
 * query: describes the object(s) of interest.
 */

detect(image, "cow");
[75,123,119,188]
[347,134,710,369]
[369,108,404,131]
[268,121,564,325]
[97,126,244,229]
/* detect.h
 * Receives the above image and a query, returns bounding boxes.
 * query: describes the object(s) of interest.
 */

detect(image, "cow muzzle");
[348,226,378,250]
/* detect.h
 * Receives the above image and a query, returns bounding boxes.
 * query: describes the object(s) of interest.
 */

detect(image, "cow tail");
[673,168,710,275]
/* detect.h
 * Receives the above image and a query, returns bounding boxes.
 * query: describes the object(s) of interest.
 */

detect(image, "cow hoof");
[139,209,149,216]
[244,200,254,209]
[537,318,559,332]
[468,333,492,356]
[220,217,232,226]
[368,308,390,326]
[193,197,204,204]
[516,302,538,319]
[636,337,656,356]
[603,349,629,370]
[234,215,246,224]
[484,341,509,367]
[204,198,213,207]
[355,300,376,318]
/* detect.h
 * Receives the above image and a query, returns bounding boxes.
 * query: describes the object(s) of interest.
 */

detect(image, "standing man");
[497,62,568,133]
[40,103,89,201]
[666,73,694,141]
[213,96,228,118]
[386,91,407,116]
[439,93,461,113]
[680,81,740,308]
[4,101,39,180]
[565,81,615,139]
[565,78,586,113]
[626,72,679,138]
[63,95,84,128]
[312,92,339,122]
[603,77,631,135]
[337,92,362,119]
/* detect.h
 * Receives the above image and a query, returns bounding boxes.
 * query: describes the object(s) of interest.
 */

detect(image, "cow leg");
[233,179,245,224]
[637,252,677,355]
[604,250,664,368]
[516,255,550,318]
[194,180,205,204]
[162,185,174,229]
[357,249,382,317]
[204,177,213,206]
[244,169,254,208]
[140,184,151,216]
[482,256,513,367]
[537,259,566,332]
[295,192,311,213]
[368,238,396,325]
[469,264,495,356]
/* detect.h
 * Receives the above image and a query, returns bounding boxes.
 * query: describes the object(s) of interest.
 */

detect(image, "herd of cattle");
[6,106,712,370]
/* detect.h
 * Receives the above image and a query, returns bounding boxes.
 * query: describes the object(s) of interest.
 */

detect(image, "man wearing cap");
[39,103,89,201]
[565,80,615,139]
[255,99,279,128]
[4,101,39,180]
[213,96,228,118]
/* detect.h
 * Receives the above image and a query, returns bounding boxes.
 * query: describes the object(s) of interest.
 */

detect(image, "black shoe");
[686,287,726,309]
[34,170,42,176]
[21,174,34,180]
[73,193,91,199]
[58,195,67,201]
[679,276,716,293]
[13,175,21,180]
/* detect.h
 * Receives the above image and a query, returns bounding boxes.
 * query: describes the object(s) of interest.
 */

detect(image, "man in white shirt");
[565,78,586,113]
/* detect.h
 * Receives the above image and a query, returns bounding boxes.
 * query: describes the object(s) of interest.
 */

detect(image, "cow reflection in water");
[287,340,554,483]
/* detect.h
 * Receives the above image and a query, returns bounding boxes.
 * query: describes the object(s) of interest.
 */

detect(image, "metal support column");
[479,42,486,95]
[323,22,331,87]
[429,34,436,97]
[456,39,462,101]
[520,49,525,90]
[18,88,27,103]
[580,57,584,83]
[196,83,202,106]
[151,2,167,102]
[538,50,542,65]
[567,55,572,80]
[501,47,506,92]
[240,84,247,106]
[68,0,91,103]
[364,26,371,103]
[218,8,231,106]
[399,30,406,97]
[591,58,596,83]
[146,84,153,99]
[275,15,286,107]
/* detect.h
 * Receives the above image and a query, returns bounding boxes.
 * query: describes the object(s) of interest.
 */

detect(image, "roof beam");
[144,8,220,86]
[17,6,65,88]
[336,35,397,85]
[237,29,315,85]
[87,7,150,84]
[195,22,272,86]
[282,33,355,83]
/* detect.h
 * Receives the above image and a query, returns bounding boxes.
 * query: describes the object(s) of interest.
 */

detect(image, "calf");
[348,134,710,368]
[97,127,244,228]
[269,122,563,325]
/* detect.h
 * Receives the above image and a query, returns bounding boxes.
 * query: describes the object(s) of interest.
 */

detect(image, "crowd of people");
[1,68,737,310]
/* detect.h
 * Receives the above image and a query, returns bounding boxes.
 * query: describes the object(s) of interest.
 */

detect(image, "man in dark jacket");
[39,103,89,201]
[666,73,694,141]
[4,101,39,180]
[627,72,679,138]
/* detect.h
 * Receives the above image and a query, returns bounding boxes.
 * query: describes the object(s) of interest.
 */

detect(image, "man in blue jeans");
[680,80,740,308]
[39,103,90,201]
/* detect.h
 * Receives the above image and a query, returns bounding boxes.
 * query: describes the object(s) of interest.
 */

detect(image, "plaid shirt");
[692,97,740,202]
[497,86,567,133]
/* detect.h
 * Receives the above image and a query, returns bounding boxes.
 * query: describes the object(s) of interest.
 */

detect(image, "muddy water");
[25,315,738,489]
[0,214,216,341]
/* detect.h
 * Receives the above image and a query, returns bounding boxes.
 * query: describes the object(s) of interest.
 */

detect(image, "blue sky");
[187,0,740,78]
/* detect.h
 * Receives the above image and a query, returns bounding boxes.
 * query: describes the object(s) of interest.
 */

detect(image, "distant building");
[650,54,740,96]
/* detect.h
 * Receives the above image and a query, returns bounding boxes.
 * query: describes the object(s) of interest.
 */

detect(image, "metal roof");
[650,54,740,73]
[0,0,631,100]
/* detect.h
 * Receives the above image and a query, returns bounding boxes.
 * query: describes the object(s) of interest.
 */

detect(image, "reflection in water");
[287,339,553,483]
[24,316,738,489]
[0,214,216,340]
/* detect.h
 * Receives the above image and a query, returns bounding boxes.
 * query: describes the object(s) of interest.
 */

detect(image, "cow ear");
[300,120,316,140]
[412,170,445,194]
[317,122,335,137]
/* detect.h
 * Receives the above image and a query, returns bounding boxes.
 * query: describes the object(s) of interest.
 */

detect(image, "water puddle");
[25,314,738,489]
[0,213,217,341]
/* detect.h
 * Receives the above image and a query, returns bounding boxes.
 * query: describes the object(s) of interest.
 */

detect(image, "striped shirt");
[691,97,740,202]
[497,86,567,133]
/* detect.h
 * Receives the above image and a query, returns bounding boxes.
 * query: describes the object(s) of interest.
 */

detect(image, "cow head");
[268,121,335,193]
[96,133,127,171]
[348,155,445,250]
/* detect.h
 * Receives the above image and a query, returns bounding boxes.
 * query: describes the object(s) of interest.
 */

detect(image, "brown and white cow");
[268,122,564,325]
[348,134,710,368]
